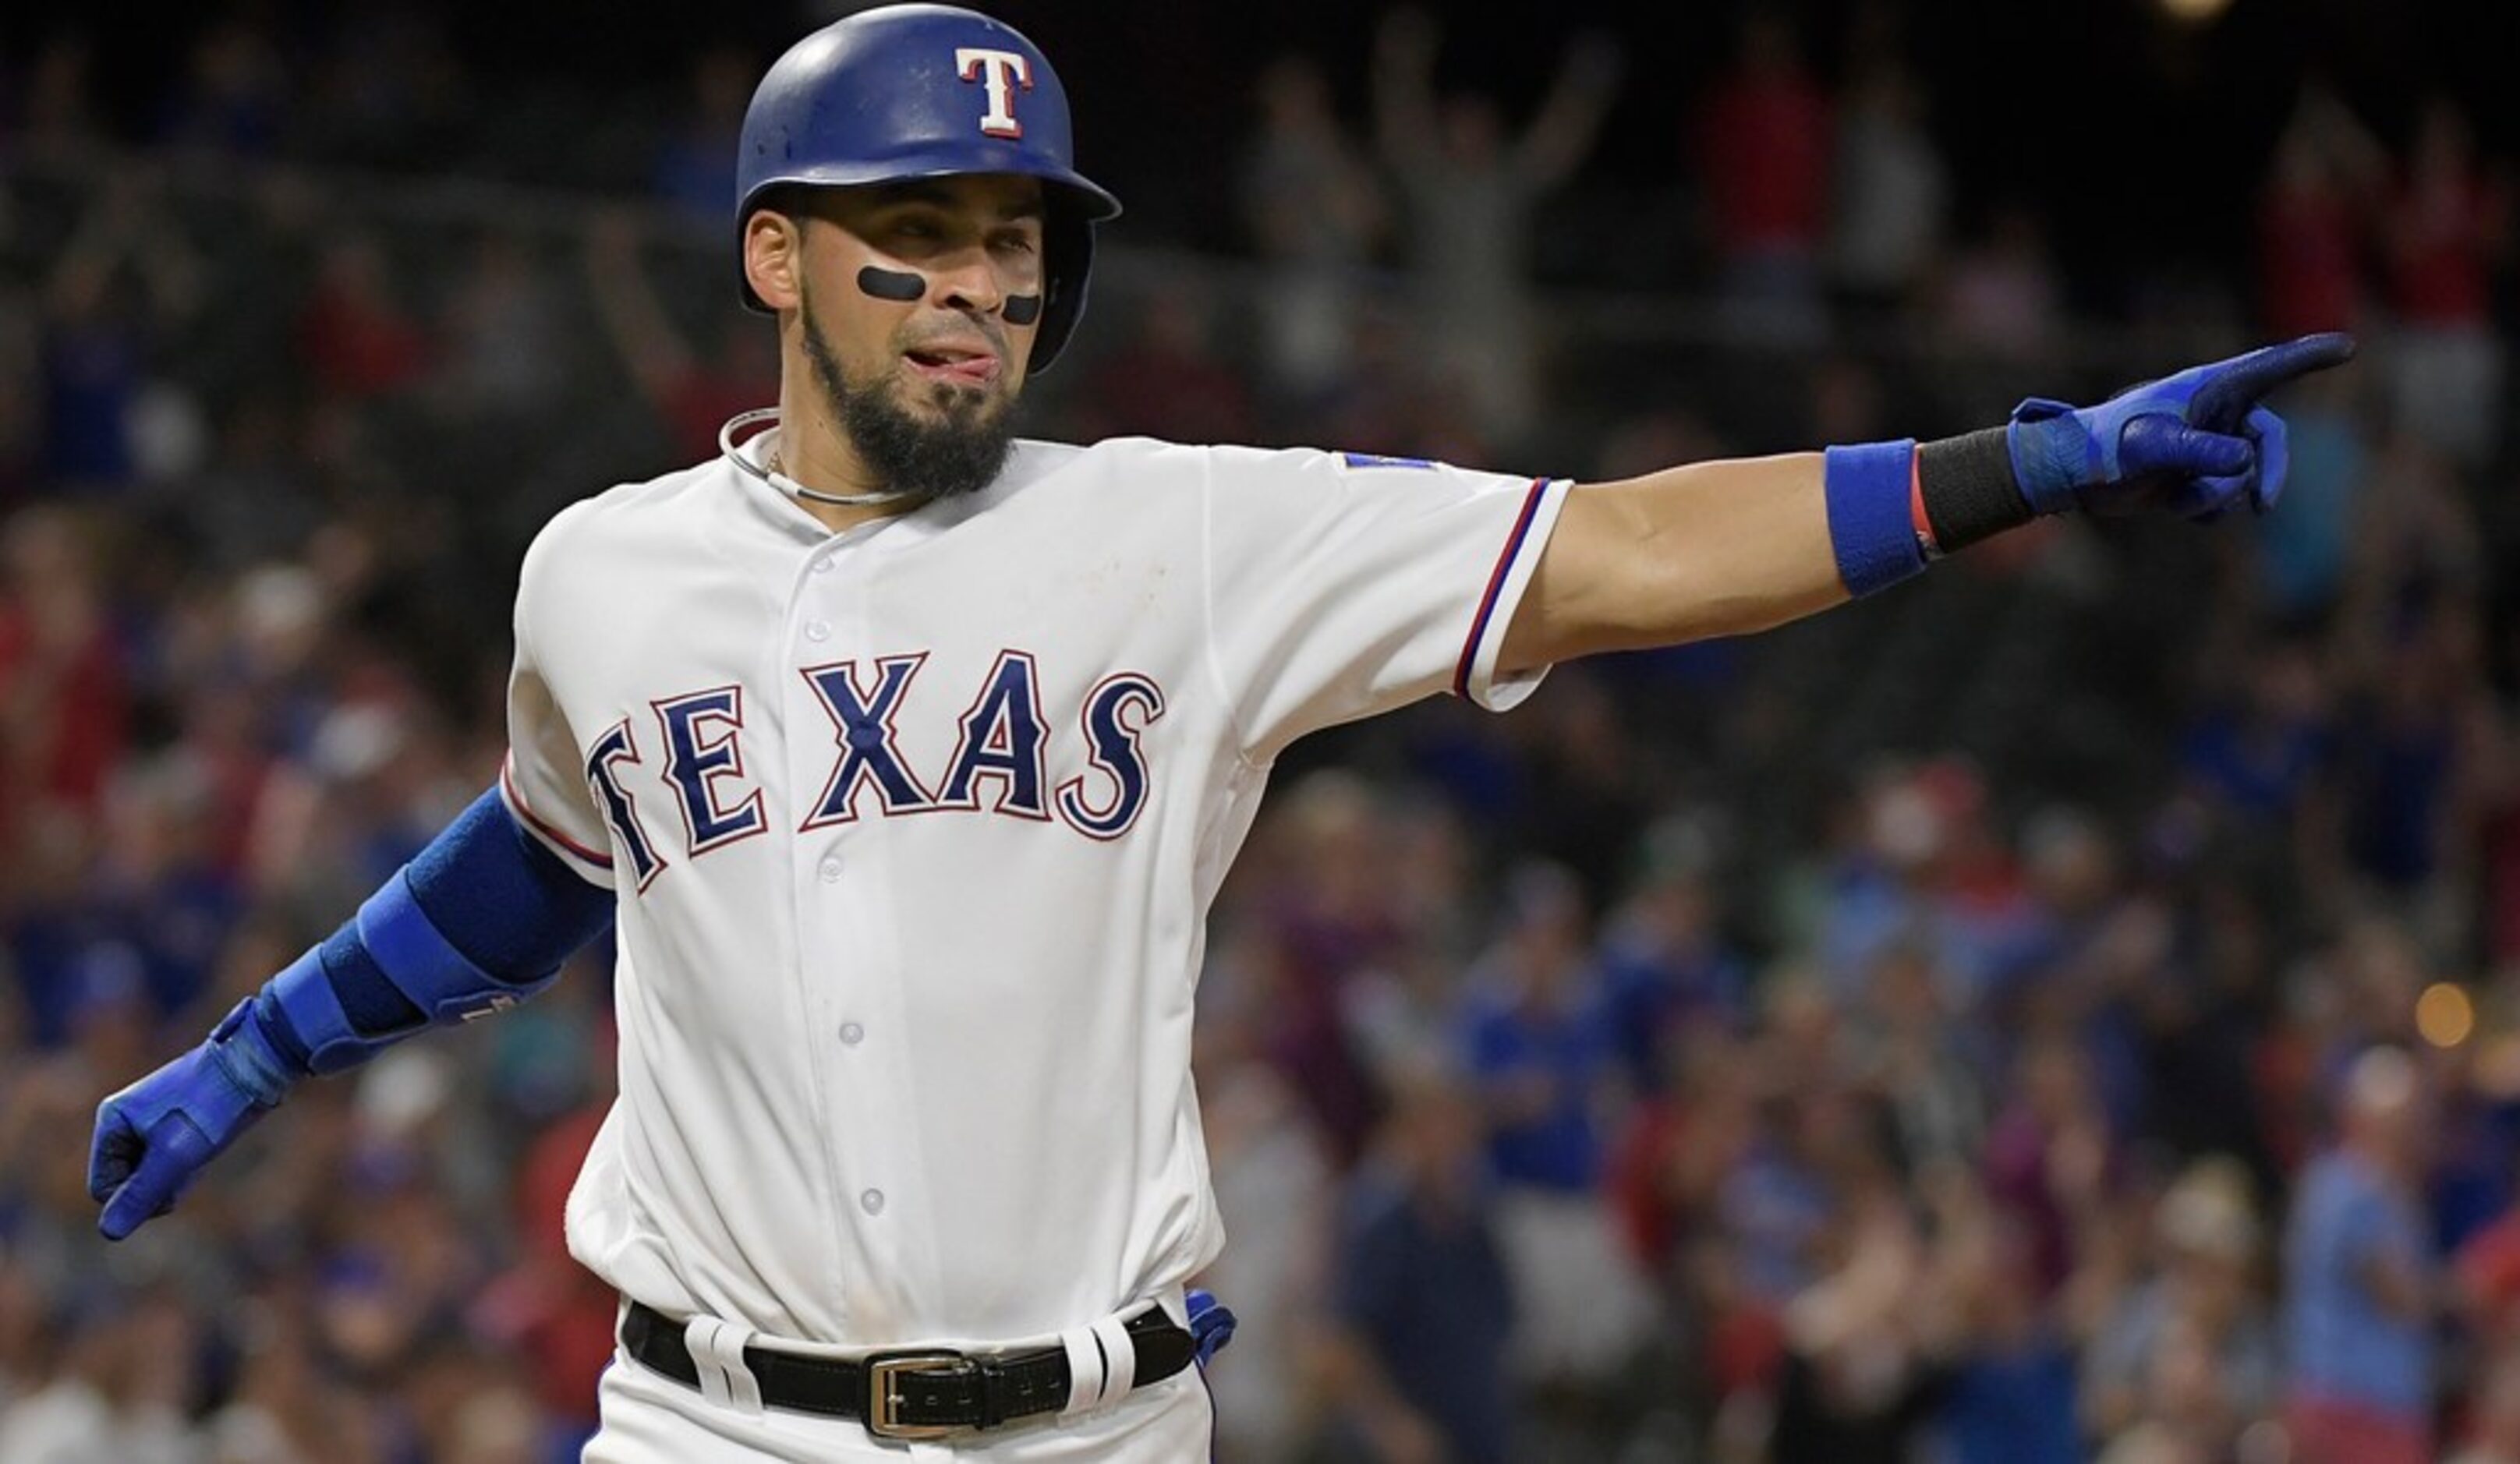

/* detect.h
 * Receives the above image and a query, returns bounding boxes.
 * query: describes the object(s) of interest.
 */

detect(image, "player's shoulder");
[517,456,727,587]
[1078,438,1544,506]
[1001,436,1541,517]
[992,435,1218,509]
[1014,433,1212,477]
[514,458,735,620]
[1021,434,1355,489]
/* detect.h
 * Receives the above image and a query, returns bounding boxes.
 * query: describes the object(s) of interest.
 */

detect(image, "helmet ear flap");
[1027,204,1095,375]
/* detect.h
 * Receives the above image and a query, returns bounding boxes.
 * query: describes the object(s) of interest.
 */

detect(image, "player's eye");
[989,229,1039,256]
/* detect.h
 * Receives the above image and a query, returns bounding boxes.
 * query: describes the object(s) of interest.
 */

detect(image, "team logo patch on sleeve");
[1339,451,1438,471]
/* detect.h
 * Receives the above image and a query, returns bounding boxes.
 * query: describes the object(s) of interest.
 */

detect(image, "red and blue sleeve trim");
[500,755,615,870]
[1453,478,1551,698]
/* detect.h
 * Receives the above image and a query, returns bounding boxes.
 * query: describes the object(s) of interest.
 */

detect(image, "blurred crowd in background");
[0,3,2516,1462]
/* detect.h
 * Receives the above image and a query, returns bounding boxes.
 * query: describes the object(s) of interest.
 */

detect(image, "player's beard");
[801,285,1017,504]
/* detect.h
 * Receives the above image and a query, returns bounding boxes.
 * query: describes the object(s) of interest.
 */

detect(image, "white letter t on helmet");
[955,48,1034,139]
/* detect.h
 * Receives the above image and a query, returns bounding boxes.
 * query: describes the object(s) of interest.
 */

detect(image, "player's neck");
[769,391,916,534]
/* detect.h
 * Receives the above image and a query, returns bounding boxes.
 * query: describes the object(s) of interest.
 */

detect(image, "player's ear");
[744,208,806,313]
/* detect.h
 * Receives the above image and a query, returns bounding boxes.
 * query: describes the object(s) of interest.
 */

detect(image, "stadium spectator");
[1696,10,1833,344]
[1238,54,1390,407]
[1324,1058,1516,1464]
[2380,96,2509,469]
[1373,6,1621,449]
[2281,1045,2440,1464]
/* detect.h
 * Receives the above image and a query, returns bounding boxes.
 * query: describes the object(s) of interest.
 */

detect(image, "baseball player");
[87,4,2353,1459]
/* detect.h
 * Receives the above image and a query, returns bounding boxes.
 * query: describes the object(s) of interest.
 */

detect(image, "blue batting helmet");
[734,4,1121,373]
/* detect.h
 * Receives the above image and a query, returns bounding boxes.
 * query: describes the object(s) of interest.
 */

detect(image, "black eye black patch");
[856,265,927,302]
[860,265,1039,327]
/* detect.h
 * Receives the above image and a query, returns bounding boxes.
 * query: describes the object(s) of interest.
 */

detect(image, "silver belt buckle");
[865,1350,979,1440]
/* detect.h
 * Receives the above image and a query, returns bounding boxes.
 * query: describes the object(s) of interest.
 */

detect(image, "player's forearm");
[1503,336,2353,674]
[253,787,616,1073]
[88,787,616,1239]
[1501,452,1846,670]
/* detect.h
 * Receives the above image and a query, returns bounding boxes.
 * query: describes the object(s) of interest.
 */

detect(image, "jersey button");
[859,1189,885,1216]
[812,556,835,575]
[818,856,844,883]
[839,1021,864,1046]
[803,620,831,642]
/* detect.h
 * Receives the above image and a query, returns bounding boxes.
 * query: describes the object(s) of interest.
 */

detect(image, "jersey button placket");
[788,537,907,1305]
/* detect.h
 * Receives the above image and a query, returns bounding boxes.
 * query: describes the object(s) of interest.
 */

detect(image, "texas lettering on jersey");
[581,649,1166,887]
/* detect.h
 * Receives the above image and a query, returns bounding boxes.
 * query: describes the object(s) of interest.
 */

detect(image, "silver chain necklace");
[718,408,918,508]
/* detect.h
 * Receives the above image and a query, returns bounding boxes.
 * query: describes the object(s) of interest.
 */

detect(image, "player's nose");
[926,249,1006,316]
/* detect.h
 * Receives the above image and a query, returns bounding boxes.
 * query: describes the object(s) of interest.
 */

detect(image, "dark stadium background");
[16,0,2518,293]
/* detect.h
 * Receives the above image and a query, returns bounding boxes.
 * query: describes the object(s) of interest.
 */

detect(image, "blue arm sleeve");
[256,787,616,1075]
[407,787,616,976]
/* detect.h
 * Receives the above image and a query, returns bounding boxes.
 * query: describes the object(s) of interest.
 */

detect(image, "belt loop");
[1089,1312,1139,1406]
[685,1315,766,1416]
[1056,1324,1106,1418]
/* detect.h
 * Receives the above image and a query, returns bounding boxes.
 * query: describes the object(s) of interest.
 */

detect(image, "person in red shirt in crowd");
[1697,10,1832,334]
[2382,96,2510,467]
[2255,83,2387,341]
[295,233,434,400]
[0,507,127,854]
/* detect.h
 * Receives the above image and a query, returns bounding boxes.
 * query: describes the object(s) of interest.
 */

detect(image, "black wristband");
[1917,427,2033,552]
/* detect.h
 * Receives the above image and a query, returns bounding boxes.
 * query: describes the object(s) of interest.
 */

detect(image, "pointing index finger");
[2188,332,2358,428]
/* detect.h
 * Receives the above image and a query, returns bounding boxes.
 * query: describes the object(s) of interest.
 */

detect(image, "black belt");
[619,1298,1196,1439]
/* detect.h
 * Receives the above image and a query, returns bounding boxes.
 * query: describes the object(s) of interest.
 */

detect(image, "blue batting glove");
[2007,331,2354,519]
[1186,1287,1237,1367]
[88,998,299,1240]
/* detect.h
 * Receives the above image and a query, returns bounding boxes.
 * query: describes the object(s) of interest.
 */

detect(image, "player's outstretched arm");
[87,787,615,1240]
[1500,333,2356,672]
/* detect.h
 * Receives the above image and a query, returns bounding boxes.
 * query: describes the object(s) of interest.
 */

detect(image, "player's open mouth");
[904,347,1001,386]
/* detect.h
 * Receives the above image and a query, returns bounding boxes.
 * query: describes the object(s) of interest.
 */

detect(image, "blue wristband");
[210,996,301,1107]
[1822,440,1927,597]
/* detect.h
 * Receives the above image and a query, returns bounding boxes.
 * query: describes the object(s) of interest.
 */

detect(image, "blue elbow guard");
[358,872,554,1024]
[266,871,562,1076]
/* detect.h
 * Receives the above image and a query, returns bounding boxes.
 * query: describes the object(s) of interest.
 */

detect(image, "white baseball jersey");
[501,421,1565,1356]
